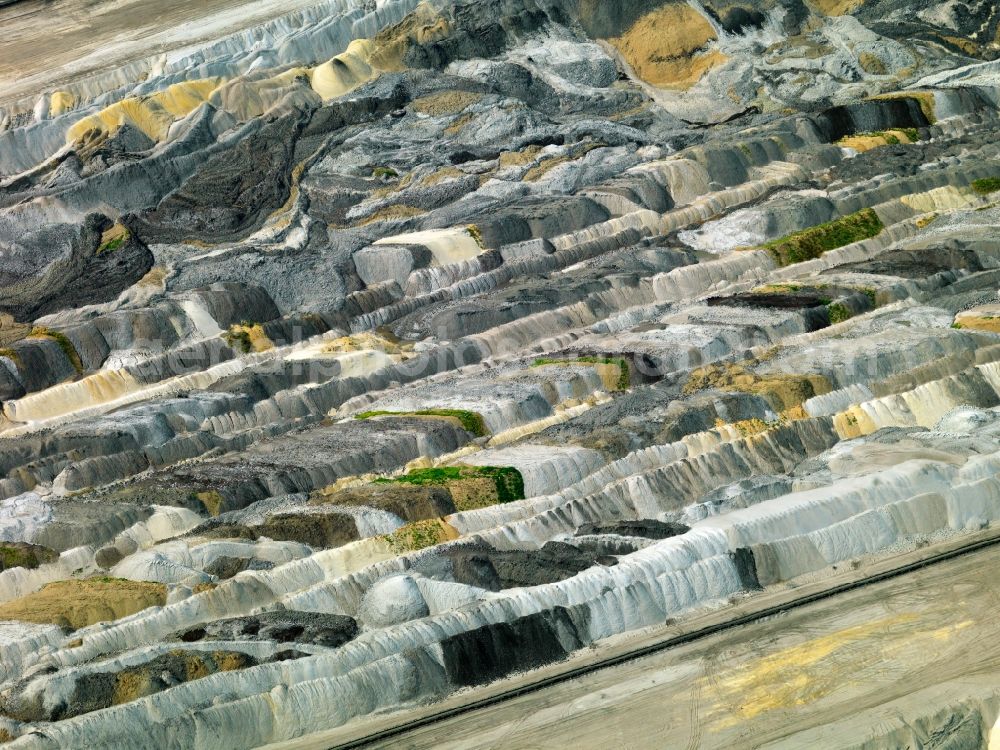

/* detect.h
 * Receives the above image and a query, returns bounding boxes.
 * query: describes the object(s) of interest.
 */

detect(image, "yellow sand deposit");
[707,612,972,729]
[810,0,864,15]
[707,614,918,727]
[48,90,76,117]
[67,78,223,144]
[498,145,544,168]
[63,3,453,148]
[320,332,409,356]
[857,51,887,75]
[420,166,465,186]
[608,4,725,90]
[411,90,483,116]
[222,323,273,353]
[356,204,426,225]
[953,307,1000,334]
[196,490,225,517]
[366,2,451,71]
[309,39,378,100]
[838,128,916,152]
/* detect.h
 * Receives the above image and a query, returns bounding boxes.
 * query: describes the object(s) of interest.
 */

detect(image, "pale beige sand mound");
[810,0,864,15]
[0,578,166,629]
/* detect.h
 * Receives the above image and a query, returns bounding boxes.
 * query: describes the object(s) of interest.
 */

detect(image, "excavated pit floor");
[285,530,1000,750]
[3,0,1000,746]
[0,0,325,105]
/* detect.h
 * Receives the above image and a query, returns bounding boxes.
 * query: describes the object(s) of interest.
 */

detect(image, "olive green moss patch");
[533,356,630,390]
[356,408,488,436]
[761,209,884,266]
[972,177,1000,196]
[374,465,525,504]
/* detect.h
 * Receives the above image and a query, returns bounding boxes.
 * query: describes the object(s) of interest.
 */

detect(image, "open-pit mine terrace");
[2,0,1000,747]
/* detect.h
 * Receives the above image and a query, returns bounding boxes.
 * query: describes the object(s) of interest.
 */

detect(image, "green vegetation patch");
[533,356,630,390]
[827,302,853,325]
[0,347,22,369]
[872,92,937,125]
[222,327,253,354]
[971,177,1000,196]
[355,408,488,436]
[380,519,447,554]
[0,543,57,571]
[763,209,884,266]
[374,465,525,503]
[28,326,83,374]
[97,229,129,255]
[371,166,398,179]
[466,223,485,249]
[195,490,225,517]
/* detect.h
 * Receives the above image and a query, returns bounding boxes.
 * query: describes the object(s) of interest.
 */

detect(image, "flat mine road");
[265,528,1000,749]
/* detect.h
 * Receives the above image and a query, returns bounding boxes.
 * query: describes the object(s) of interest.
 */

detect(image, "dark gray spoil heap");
[446,540,617,590]
[0,649,263,723]
[440,605,586,687]
[0,213,152,320]
[176,611,359,648]
[575,519,691,539]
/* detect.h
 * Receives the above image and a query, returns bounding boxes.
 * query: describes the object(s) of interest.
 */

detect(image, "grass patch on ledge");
[96,226,130,255]
[374,465,525,504]
[972,177,1000,196]
[827,302,854,324]
[717,417,787,439]
[221,322,272,354]
[28,326,83,374]
[196,490,225,517]
[870,91,937,125]
[380,519,449,554]
[762,208,884,266]
[0,543,57,571]
[356,204,425,226]
[533,356,630,390]
[683,362,832,412]
[411,90,483,116]
[355,408,488,437]
[466,223,485,248]
[222,328,253,354]
[0,347,22,369]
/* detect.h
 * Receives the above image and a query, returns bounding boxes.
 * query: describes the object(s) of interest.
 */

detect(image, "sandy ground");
[264,529,1000,750]
[0,0,323,106]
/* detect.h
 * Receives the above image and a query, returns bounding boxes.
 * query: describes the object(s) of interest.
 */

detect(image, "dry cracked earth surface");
[1,0,1000,747]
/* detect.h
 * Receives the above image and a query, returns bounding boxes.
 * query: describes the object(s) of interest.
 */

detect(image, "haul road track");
[267,527,1000,750]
